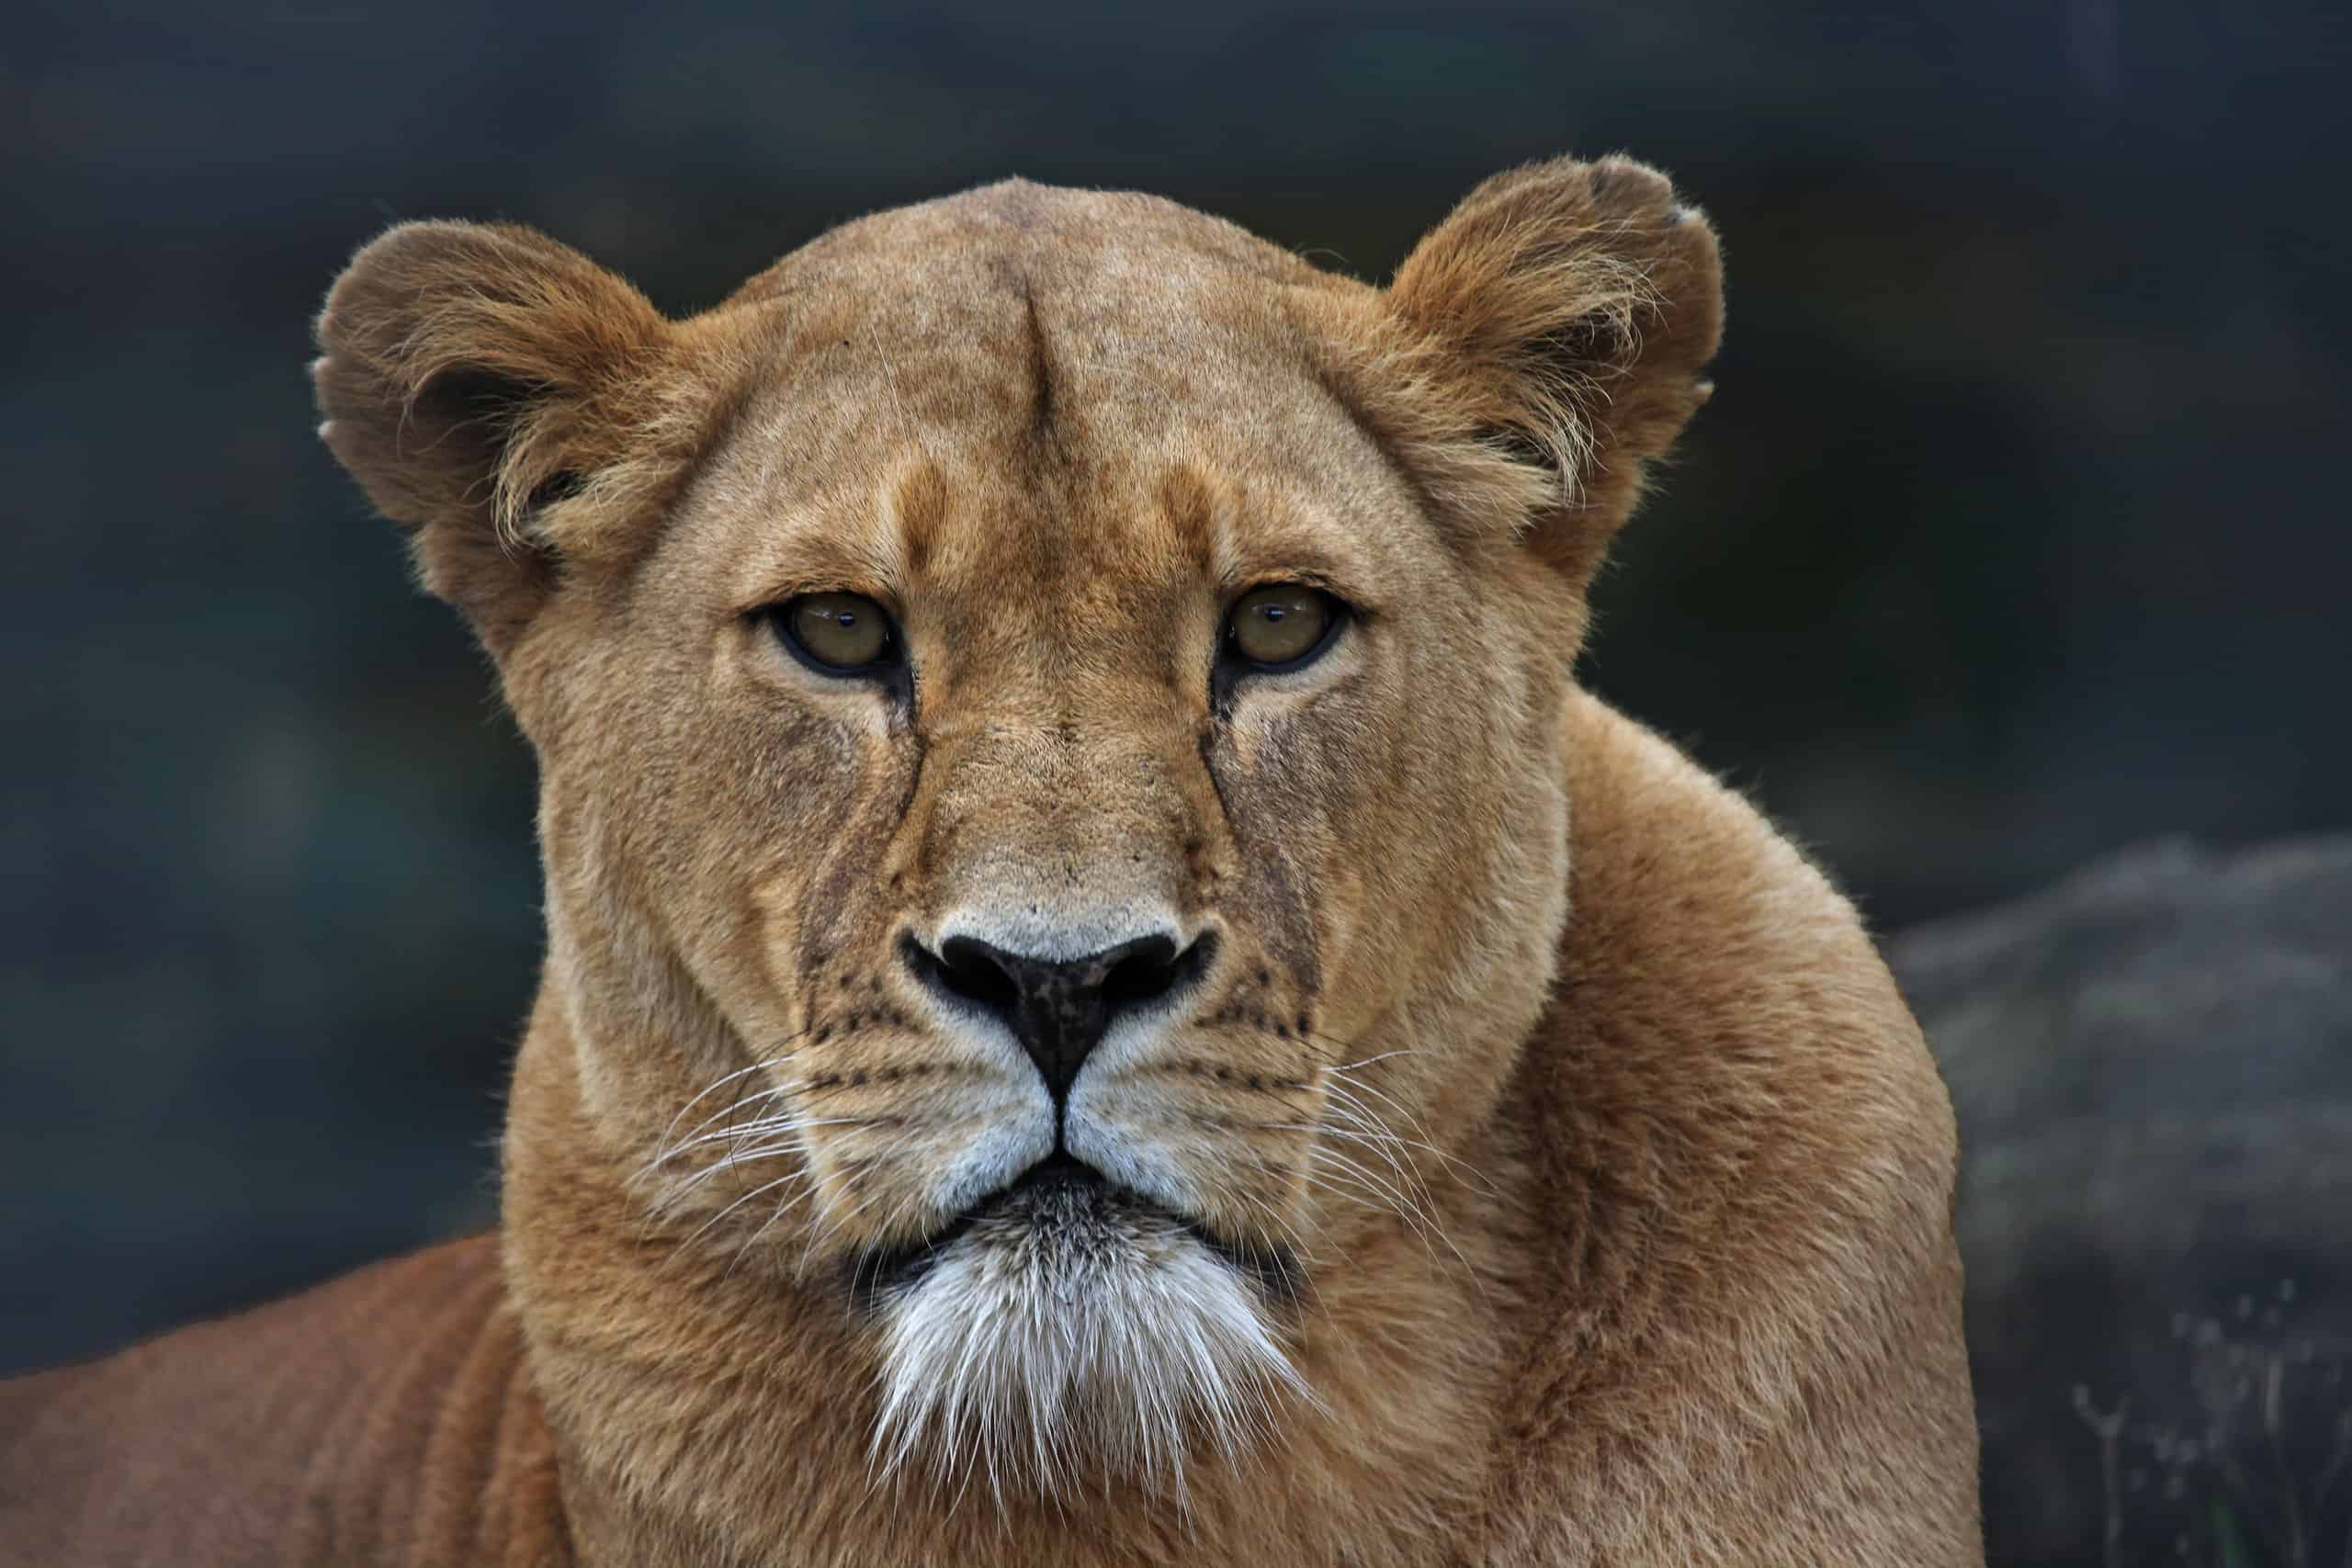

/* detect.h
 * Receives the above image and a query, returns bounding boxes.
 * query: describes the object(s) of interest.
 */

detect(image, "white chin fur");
[869,1189,1306,1505]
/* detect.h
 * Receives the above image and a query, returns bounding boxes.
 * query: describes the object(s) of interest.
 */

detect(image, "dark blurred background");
[5,3,2347,1562]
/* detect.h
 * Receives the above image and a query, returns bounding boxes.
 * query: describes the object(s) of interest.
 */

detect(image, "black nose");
[900,930,1215,1101]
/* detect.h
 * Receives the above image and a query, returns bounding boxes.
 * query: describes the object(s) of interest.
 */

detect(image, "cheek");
[1208,681,1398,1001]
[1218,632,1550,1023]
[780,726,923,984]
[598,664,908,1018]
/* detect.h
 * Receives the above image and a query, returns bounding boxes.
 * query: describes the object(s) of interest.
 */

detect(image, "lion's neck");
[498,988,1530,1568]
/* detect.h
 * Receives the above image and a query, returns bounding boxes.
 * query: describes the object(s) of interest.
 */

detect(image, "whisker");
[677,1166,811,1254]
[724,1180,827,1277]
[1312,1036,1500,1199]
[651,1041,806,1158]
[680,1083,795,1156]
[1321,1047,1415,1074]
[1318,1079,1499,1197]
[796,1181,872,1280]
[645,1139,806,1215]
[1303,1142,1430,1235]
[1301,1142,1483,1289]
[651,1111,874,1167]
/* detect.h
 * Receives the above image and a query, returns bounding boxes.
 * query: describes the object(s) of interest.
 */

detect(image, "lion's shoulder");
[1550,688,1943,1142]
[1478,693,1976,1559]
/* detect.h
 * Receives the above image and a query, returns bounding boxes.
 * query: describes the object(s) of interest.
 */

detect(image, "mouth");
[846,1152,1298,1307]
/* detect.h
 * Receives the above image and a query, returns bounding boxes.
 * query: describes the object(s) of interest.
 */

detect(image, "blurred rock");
[1890,836,2352,1568]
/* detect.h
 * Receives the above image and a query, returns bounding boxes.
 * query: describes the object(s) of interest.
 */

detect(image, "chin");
[861,1164,1309,1502]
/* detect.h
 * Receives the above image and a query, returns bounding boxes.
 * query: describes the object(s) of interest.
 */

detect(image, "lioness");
[1,157,1982,1565]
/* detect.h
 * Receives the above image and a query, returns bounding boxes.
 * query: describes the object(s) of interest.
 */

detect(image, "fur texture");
[0,157,1983,1566]
[868,1180,1308,1504]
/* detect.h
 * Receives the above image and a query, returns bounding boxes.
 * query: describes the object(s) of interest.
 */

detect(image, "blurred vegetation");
[2072,1291,2352,1567]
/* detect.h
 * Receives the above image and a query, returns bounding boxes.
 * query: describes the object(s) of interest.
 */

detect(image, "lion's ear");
[1372,155,1723,589]
[312,221,684,653]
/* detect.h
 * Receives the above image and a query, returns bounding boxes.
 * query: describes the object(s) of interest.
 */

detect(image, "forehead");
[665,183,1443,621]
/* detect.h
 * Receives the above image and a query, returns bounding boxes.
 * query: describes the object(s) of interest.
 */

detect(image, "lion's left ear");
[313,221,695,655]
[1338,155,1723,590]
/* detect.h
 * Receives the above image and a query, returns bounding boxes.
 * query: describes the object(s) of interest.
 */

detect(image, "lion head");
[313,158,1720,1500]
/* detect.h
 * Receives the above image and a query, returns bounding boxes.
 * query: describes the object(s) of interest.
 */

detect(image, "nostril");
[1101,952,1172,1009]
[1098,931,1215,1012]
[928,936,1023,1017]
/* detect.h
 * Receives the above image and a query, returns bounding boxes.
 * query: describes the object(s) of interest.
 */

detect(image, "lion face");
[535,222,1583,1478]
[314,164,1721,1492]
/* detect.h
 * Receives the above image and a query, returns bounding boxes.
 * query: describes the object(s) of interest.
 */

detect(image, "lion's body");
[3,163,1981,1565]
[0,1239,561,1565]
[3,699,1975,1566]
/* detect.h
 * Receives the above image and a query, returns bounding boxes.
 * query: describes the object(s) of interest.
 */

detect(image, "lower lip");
[845,1177,1295,1307]
[846,1172,1119,1301]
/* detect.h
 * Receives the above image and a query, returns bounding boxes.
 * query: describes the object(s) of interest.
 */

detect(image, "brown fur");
[1,157,1982,1565]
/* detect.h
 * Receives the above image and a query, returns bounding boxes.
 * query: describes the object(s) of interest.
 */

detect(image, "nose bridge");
[913,704,1209,936]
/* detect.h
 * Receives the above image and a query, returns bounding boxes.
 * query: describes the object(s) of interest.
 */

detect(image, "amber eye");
[775,592,899,675]
[1226,584,1344,671]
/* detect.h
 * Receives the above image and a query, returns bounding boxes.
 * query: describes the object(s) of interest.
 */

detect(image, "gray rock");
[1889,836,2352,1567]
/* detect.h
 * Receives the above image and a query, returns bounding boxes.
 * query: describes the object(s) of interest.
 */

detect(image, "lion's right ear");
[1305,156,1722,597]
[312,221,687,652]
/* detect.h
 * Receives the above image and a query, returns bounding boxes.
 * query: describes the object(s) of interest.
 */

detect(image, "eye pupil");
[778,592,897,674]
[1227,584,1341,671]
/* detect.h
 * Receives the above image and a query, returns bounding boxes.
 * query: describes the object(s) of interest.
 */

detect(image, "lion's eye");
[775,592,899,675]
[1226,584,1344,671]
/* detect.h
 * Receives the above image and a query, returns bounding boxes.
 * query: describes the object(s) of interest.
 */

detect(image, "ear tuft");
[1371,154,1724,586]
[313,221,684,649]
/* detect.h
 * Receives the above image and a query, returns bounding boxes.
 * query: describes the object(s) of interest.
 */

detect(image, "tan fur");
[0,157,1982,1565]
